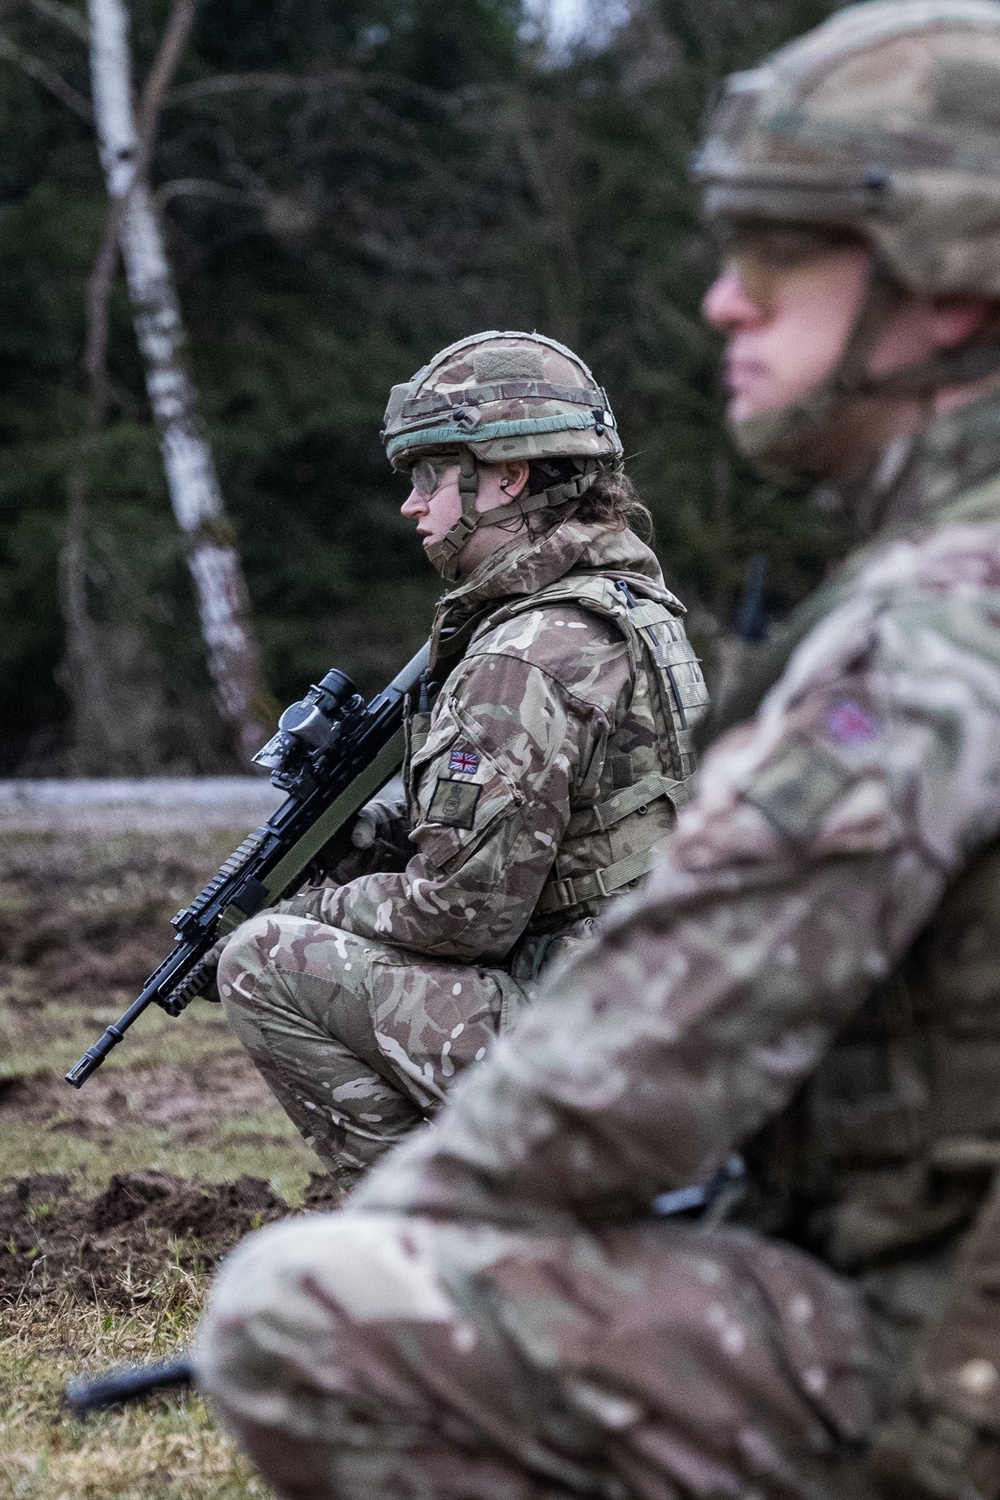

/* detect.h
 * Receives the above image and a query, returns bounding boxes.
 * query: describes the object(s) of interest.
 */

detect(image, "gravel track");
[0,778,284,832]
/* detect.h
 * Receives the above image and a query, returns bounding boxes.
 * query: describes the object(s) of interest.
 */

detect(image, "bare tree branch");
[134,0,192,148]
[0,28,92,118]
[166,68,451,111]
[28,0,89,42]
[168,68,351,101]
[153,176,252,210]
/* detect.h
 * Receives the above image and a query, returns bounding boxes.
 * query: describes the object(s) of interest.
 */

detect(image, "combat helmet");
[692,0,1000,476]
[382,331,622,578]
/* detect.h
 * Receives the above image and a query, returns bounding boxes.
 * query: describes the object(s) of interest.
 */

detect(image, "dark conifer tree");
[0,0,847,771]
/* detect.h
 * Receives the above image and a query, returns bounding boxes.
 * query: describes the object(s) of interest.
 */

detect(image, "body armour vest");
[476,572,707,925]
[405,562,708,934]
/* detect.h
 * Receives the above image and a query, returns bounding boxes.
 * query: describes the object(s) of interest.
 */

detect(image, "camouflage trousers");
[218,914,529,1190]
[195,1210,877,1500]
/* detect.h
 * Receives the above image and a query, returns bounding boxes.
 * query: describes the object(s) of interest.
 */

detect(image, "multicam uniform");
[198,7,1000,1500]
[203,381,1000,1500]
[219,364,706,1193]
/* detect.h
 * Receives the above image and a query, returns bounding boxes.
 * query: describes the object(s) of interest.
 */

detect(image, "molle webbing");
[614,585,707,780]
[536,835,673,914]
[477,572,706,917]
[538,773,691,913]
[565,770,691,837]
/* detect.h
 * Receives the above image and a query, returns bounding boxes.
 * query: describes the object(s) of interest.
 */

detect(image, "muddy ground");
[0,1167,340,1307]
[0,809,317,1189]
[0,796,325,1224]
[0,788,329,1497]
[0,1170,288,1305]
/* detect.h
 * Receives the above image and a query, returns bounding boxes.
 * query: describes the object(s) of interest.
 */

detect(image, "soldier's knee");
[218,913,266,989]
[217,913,314,1000]
[195,1212,456,1425]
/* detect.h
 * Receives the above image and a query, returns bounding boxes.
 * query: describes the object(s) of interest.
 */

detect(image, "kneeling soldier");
[218,330,706,1192]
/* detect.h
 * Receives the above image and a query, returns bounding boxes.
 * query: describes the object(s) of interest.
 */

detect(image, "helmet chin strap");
[424,451,602,581]
[424,451,480,581]
[730,263,1000,484]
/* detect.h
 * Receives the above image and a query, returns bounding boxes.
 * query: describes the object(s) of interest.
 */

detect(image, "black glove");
[328,775,413,882]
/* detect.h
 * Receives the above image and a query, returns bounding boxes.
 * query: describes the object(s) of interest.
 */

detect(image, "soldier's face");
[401,460,531,573]
[401,462,464,549]
[703,229,871,422]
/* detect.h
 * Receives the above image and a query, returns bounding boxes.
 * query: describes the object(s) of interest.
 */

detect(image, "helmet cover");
[382,330,622,468]
[383,331,623,578]
[693,0,1000,297]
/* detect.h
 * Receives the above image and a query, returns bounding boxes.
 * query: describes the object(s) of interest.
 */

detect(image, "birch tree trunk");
[88,0,270,766]
[59,214,123,773]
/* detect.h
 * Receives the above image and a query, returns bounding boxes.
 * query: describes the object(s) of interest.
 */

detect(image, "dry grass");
[0,1254,269,1498]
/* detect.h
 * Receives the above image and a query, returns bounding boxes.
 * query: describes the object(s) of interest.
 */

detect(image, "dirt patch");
[92,1170,289,1243]
[0,1170,286,1304]
[0,1169,341,1307]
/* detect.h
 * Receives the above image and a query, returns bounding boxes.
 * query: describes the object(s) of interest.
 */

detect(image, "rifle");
[66,1356,195,1415]
[65,641,431,1088]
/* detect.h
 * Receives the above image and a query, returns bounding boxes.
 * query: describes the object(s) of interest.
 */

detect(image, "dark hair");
[525,458,653,541]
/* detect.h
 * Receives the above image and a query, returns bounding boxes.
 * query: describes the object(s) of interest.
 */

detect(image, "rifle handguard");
[159,955,218,1015]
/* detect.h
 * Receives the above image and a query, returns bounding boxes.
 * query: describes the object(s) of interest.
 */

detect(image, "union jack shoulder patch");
[449,747,480,776]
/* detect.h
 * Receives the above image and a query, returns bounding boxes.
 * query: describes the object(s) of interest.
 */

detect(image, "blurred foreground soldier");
[196,5,1000,1496]
[218,330,706,1193]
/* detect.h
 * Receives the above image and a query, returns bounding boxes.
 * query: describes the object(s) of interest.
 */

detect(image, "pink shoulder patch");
[826,699,879,747]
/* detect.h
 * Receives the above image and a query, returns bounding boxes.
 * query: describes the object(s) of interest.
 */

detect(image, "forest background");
[0,0,850,776]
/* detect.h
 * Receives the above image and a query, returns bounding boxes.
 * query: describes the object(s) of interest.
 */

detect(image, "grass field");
[0,823,322,1499]
[3,1267,268,1499]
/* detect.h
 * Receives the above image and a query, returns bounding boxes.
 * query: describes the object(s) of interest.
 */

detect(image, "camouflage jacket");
[292,519,705,971]
[354,392,1000,1289]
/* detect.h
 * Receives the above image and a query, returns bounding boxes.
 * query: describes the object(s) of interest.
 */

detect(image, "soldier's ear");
[501,461,530,499]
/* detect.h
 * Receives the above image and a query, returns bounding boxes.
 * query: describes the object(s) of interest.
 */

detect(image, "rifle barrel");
[66,1357,194,1415]
[64,979,164,1087]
